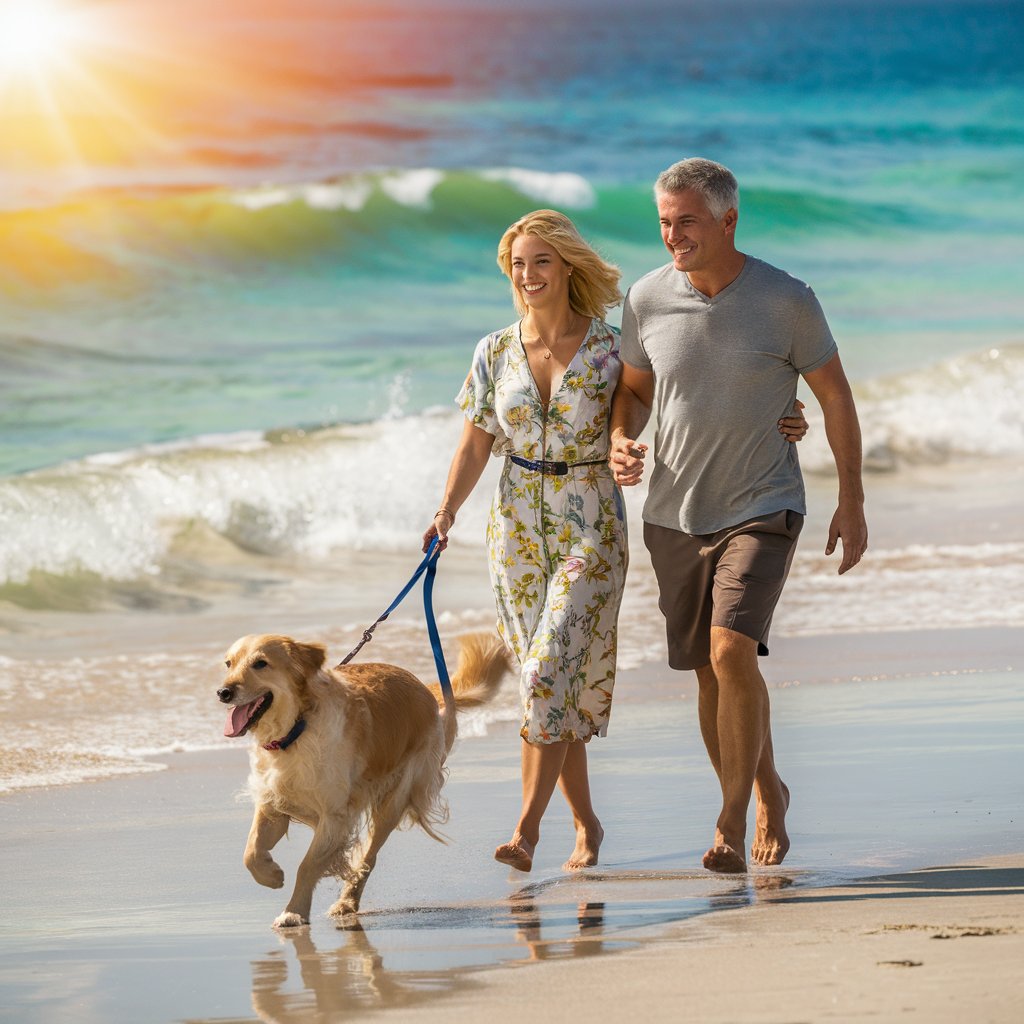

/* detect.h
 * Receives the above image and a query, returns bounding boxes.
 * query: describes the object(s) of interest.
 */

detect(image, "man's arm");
[609,362,655,486]
[802,353,868,574]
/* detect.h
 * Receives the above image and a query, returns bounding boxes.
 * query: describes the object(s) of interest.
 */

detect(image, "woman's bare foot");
[703,828,747,873]
[751,780,791,866]
[495,834,536,872]
[563,821,603,871]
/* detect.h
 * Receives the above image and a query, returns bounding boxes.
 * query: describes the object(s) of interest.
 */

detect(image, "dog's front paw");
[273,911,309,930]
[246,854,285,890]
[328,897,359,919]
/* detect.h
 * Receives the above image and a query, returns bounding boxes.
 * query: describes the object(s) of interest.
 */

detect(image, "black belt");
[507,455,607,476]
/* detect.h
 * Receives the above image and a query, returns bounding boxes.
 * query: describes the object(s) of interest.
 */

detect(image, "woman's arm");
[422,418,496,552]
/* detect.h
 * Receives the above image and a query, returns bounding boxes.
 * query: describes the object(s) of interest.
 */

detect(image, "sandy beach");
[393,853,1024,1024]
[2,616,1022,1023]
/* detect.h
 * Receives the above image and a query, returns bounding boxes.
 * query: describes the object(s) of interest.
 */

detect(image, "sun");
[0,0,163,170]
[0,0,83,76]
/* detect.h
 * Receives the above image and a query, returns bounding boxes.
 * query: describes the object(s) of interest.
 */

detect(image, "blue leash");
[336,537,452,701]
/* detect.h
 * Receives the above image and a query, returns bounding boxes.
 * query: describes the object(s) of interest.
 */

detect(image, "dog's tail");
[427,632,512,751]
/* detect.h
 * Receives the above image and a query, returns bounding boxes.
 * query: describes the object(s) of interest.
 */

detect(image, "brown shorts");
[643,510,803,671]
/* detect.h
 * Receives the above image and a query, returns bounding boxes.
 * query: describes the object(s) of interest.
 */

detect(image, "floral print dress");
[458,318,628,743]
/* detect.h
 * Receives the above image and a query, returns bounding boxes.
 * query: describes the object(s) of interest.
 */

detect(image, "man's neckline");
[682,254,750,303]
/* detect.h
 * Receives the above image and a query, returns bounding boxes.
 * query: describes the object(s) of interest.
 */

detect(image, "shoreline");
[2,621,1019,796]
[2,647,1022,1022]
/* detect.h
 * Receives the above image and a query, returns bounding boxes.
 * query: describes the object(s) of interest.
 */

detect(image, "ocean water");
[1,0,1023,791]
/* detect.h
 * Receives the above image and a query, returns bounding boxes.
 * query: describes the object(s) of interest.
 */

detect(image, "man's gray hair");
[655,158,739,219]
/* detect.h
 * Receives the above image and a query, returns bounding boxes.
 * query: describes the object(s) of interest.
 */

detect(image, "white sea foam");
[0,758,165,795]
[480,168,597,209]
[777,540,1024,636]
[226,167,597,215]
[611,535,1024,676]
[231,180,374,212]
[799,344,1024,473]
[3,344,1024,590]
[0,410,496,587]
[379,169,445,208]
[304,182,374,211]
[231,187,296,210]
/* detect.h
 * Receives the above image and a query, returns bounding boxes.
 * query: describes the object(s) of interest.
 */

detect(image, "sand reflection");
[508,898,608,961]
[250,924,427,1021]
[246,896,619,1022]
[242,868,784,1021]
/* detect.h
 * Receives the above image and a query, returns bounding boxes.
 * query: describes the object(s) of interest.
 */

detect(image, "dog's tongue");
[224,697,263,738]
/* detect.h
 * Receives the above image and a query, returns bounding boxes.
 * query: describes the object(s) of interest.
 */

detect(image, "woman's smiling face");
[510,233,572,313]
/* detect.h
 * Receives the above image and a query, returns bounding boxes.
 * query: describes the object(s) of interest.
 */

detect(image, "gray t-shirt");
[620,255,838,535]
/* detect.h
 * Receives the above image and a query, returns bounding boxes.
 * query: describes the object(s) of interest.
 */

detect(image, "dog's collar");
[263,718,306,751]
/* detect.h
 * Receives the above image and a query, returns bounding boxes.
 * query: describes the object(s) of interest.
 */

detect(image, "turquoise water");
[0,0,1022,613]
[2,1,1022,476]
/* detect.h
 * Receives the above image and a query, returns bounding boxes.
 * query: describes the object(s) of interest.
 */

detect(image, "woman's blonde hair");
[496,209,622,320]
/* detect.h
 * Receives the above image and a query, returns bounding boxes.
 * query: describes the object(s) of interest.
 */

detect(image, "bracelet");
[434,507,455,522]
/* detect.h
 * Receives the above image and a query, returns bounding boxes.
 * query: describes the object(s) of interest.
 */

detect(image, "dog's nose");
[217,687,235,703]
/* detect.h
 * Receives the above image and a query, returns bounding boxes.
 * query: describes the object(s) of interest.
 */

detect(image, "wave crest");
[0,413,498,601]
[2,343,1022,600]
[800,344,1024,473]
[1,169,924,296]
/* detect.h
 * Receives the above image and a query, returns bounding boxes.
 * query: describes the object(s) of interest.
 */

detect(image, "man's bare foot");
[703,829,747,873]
[751,780,791,866]
[563,821,603,871]
[495,834,535,872]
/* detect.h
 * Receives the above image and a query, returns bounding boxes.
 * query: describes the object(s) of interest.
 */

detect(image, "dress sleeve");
[456,334,500,435]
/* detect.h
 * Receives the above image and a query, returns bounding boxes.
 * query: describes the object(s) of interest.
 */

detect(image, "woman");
[423,210,806,873]
[423,209,624,873]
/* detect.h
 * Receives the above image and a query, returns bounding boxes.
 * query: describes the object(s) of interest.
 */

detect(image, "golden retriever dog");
[218,631,510,929]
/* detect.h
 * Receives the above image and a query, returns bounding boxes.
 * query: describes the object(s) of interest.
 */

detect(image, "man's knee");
[709,627,758,675]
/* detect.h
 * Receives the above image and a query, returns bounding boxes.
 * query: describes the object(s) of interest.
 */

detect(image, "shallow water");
[1,664,1022,1022]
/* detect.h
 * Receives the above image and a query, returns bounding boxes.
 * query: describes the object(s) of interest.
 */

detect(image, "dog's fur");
[218,631,510,929]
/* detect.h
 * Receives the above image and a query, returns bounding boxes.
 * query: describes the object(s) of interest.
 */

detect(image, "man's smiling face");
[657,187,737,277]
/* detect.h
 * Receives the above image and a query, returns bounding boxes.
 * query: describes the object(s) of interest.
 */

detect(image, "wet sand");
[1,631,1022,1023]
[396,854,1024,1024]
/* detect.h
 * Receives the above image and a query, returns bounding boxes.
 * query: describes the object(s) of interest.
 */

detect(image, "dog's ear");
[284,640,327,681]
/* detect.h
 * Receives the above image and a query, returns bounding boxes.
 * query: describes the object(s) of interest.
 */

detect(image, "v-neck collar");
[680,255,750,305]
[516,317,596,407]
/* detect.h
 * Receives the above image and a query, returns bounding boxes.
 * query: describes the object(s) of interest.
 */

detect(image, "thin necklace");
[526,313,584,360]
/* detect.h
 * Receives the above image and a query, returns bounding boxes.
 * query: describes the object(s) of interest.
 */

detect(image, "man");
[610,158,867,874]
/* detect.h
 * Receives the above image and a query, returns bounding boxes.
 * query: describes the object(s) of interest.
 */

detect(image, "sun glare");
[0,0,81,75]
[0,0,171,171]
